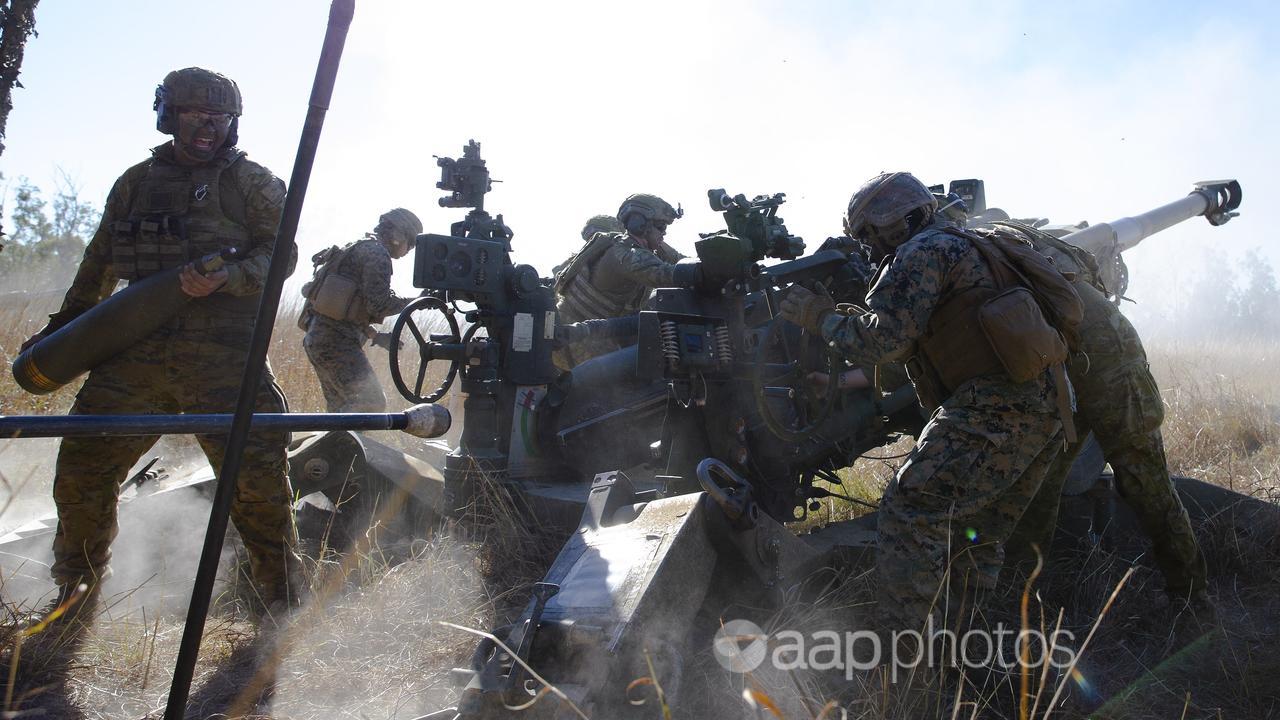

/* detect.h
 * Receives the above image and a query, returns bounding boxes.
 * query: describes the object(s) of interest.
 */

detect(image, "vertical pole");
[163,1,355,716]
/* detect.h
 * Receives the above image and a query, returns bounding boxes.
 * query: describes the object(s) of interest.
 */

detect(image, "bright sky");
[3,0,1277,334]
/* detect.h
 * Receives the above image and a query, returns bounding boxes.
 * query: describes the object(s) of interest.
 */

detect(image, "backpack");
[300,240,372,324]
[946,226,1084,352]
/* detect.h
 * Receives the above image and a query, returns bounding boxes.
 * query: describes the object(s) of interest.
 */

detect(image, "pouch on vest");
[310,274,364,322]
[978,287,1069,383]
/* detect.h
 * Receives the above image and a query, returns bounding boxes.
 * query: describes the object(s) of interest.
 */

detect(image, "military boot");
[36,581,100,627]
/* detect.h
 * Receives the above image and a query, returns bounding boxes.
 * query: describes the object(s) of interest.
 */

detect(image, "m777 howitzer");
[380,153,923,717]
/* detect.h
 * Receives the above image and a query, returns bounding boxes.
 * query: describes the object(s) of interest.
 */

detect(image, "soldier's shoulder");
[899,225,971,257]
[349,236,391,261]
[228,151,287,206]
[115,154,160,186]
[596,230,632,244]
[228,152,283,185]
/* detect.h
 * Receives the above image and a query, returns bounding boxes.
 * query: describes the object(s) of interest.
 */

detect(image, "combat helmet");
[581,214,624,241]
[154,67,243,144]
[617,194,683,235]
[379,208,423,238]
[843,172,937,256]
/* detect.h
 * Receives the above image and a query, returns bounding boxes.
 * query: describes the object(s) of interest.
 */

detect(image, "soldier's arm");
[43,177,130,332]
[221,168,291,296]
[818,238,949,367]
[601,242,678,288]
[358,244,411,319]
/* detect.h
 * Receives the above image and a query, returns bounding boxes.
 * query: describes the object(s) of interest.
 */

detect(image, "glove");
[779,282,835,334]
[370,331,401,351]
[20,329,48,353]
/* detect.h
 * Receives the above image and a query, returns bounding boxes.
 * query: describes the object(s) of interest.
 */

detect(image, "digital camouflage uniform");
[1006,226,1207,594]
[301,236,412,412]
[554,231,685,366]
[818,220,1064,629]
[44,140,300,604]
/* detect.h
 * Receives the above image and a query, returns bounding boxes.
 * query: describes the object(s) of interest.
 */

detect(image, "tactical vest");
[555,232,648,322]
[109,148,251,282]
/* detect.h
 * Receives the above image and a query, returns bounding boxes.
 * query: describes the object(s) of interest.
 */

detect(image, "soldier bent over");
[781,172,1076,633]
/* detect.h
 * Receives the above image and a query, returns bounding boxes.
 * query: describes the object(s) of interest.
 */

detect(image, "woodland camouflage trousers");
[51,322,300,605]
[1012,356,1207,594]
[303,319,387,413]
[876,379,1062,632]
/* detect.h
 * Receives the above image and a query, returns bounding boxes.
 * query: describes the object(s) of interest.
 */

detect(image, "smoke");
[0,443,236,614]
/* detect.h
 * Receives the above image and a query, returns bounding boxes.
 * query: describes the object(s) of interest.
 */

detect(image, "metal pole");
[0,406,450,439]
[164,1,355,716]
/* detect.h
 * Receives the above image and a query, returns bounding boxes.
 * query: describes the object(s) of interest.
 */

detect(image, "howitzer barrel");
[1062,180,1241,255]
[11,252,229,395]
[0,403,450,440]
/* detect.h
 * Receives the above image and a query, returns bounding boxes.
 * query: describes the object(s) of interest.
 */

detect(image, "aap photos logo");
[713,619,767,672]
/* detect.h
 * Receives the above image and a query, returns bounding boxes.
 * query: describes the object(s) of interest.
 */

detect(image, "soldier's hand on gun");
[179,262,228,297]
[779,282,835,334]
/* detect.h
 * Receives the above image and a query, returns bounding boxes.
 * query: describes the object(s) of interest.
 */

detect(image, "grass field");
[1,287,1278,719]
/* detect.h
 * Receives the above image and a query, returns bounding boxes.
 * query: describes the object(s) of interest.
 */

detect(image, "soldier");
[21,67,300,618]
[780,172,1070,632]
[999,222,1209,602]
[554,194,699,365]
[299,208,422,413]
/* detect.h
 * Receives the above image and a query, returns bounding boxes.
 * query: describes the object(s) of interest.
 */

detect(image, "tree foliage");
[0,0,40,159]
[0,171,99,292]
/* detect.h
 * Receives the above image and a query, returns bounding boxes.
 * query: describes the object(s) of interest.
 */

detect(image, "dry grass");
[2,284,1280,719]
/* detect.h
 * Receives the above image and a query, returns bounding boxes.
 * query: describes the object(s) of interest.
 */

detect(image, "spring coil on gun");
[714,326,733,364]
[659,320,680,368]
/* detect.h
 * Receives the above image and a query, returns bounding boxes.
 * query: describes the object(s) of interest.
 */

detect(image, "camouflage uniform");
[42,140,300,604]
[1007,228,1206,595]
[817,221,1063,629]
[301,236,412,412]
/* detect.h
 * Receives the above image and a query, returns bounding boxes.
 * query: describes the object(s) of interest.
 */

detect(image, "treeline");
[1170,248,1280,338]
[0,172,99,293]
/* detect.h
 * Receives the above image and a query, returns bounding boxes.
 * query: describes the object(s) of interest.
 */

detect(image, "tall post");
[163,1,355,716]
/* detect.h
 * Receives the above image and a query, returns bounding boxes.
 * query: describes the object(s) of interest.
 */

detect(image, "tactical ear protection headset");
[623,212,648,234]
[154,84,177,134]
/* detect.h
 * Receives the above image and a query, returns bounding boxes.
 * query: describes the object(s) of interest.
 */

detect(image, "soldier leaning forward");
[781,172,1081,632]
[21,67,301,614]
[554,194,700,367]
[299,209,422,413]
[1000,221,1208,599]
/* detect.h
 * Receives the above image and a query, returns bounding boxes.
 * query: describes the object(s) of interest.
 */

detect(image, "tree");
[1235,249,1280,337]
[0,0,41,244]
[0,173,98,291]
